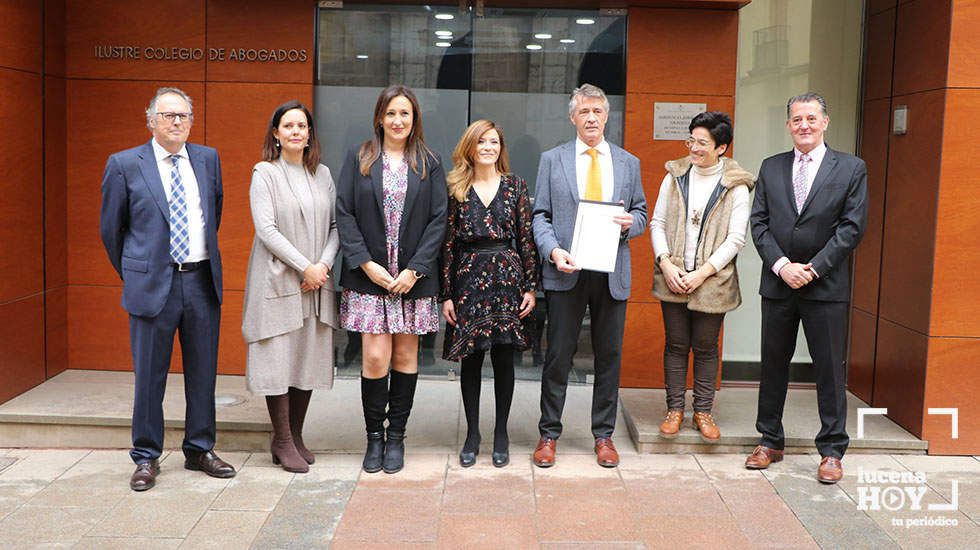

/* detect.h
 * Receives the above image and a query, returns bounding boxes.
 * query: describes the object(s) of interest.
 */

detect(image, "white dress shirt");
[575,137,614,202]
[771,141,827,277]
[152,138,209,262]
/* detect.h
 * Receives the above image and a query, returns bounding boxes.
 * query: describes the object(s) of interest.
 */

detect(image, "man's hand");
[779,262,814,289]
[518,291,536,318]
[550,248,580,273]
[612,201,633,232]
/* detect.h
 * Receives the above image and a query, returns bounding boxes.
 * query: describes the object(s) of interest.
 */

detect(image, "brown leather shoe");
[818,456,843,484]
[130,459,160,492]
[533,437,556,468]
[594,437,619,468]
[659,409,684,438]
[184,450,237,478]
[693,411,720,441]
[744,445,784,470]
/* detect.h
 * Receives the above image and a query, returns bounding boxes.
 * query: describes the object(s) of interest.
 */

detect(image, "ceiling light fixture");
[576,18,595,25]
[534,33,552,40]
[525,44,543,51]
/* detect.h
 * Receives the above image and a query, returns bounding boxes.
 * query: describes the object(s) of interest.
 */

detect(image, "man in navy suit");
[100,87,236,491]
[531,84,647,468]
[747,92,868,483]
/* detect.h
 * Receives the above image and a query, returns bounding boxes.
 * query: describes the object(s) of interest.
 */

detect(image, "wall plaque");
[653,102,707,140]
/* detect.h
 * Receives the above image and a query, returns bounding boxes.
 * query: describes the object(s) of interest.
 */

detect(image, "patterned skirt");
[340,289,439,335]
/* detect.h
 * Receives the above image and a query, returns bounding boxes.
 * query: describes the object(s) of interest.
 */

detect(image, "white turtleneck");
[650,159,749,272]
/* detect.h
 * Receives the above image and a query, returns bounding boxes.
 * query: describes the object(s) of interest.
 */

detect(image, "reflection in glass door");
[315,4,627,381]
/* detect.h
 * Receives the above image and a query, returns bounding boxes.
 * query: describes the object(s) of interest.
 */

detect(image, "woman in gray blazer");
[242,101,340,473]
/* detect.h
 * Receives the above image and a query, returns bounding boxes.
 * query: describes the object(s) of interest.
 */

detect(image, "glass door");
[315,4,627,380]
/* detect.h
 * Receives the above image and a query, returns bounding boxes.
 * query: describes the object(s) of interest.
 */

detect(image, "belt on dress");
[461,240,511,253]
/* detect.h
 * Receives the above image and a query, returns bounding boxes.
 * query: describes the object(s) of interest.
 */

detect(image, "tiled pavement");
[0,448,977,548]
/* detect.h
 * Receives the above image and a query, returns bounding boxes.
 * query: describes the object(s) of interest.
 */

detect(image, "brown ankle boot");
[693,411,720,441]
[266,394,309,473]
[659,409,684,438]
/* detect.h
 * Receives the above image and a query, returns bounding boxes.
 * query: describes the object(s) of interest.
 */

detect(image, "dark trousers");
[660,301,724,412]
[756,296,849,458]
[539,271,627,439]
[129,266,220,464]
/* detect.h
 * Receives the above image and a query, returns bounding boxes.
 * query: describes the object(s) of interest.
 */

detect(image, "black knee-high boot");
[490,344,515,467]
[383,370,418,474]
[459,352,485,467]
[361,375,388,473]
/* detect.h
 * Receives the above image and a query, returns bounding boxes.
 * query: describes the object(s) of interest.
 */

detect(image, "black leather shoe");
[130,459,160,491]
[492,450,509,468]
[184,450,236,478]
[363,431,385,473]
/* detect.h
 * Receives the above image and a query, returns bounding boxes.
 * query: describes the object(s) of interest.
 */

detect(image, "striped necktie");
[168,154,190,263]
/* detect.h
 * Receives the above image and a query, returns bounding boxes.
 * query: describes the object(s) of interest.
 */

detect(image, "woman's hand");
[303,262,329,290]
[660,257,689,294]
[518,291,536,319]
[442,300,457,326]
[680,263,717,294]
[387,269,419,295]
[361,261,395,289]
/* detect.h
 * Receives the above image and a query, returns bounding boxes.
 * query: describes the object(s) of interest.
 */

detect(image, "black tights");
[460,344,515,454]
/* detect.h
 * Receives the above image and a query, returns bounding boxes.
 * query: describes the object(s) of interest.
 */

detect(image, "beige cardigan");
[242,160,340,343]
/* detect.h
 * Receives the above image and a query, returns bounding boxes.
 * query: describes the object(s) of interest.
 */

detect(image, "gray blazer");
[532,140,648,301]
[242,160,340,343]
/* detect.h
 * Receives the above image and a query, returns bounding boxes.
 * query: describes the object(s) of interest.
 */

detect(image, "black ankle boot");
[383,430,405,473]
[363,431,384,473]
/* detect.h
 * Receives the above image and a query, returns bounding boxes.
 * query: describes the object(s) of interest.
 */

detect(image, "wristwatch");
[657,254,670,264]
[411,270,425,279]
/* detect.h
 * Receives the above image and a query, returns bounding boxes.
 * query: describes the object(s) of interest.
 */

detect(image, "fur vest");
[652,156,755,313]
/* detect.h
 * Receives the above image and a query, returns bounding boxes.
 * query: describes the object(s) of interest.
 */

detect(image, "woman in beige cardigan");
[650,111,754,442]
[242,101,339,473]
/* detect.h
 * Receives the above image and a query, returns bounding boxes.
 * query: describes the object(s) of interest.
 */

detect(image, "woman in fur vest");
[650,111,754,441]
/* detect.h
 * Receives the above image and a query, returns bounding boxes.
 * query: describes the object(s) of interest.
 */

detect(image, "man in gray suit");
[531,84,647,468]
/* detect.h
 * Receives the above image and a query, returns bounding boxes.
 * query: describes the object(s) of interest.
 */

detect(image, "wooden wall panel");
[203,82,313,292]
[45,76,68,289]
[847,306,876,403]
[877,90,943,335]
[851,98,890,315]
[930,89,980,337]
[0,0,41,72]
[625,8,737,97]
[892,0,950,96]
[0,69,44,304]
[67,286,130,371]
[621,301,667,388]
[872,318,926,438]
[217,290,246,375]
[947,0,980,88]
[66,80,207,287]
[44,0,66,77]
[923,336,980,455]
[867,0,898,15]
[0,296,45,404]
[206,0,314,83]
[45,287,68,378]
[863,9,895,102]
[65,0,205,80]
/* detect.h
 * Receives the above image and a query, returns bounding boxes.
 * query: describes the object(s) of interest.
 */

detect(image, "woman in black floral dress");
[441,120,539,468]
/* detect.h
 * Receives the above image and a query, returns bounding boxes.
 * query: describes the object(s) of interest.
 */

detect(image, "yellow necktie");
[585,148,602,201]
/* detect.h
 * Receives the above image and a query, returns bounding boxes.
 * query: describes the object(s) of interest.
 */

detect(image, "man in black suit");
[746,92,867,484]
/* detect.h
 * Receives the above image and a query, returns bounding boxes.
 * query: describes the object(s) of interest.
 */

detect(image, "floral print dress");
[340,153,440,334]
[440,174,539,361]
